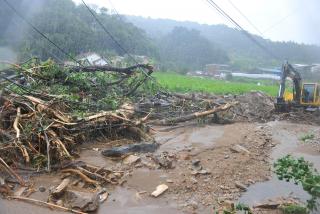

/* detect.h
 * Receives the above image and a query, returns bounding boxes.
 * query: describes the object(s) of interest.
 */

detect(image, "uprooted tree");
[0,59,238,174]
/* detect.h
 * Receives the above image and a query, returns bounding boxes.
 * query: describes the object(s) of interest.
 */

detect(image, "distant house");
[204,64,230,76]
[257,67,281,75]
[76,52,108,66]
[311,64,320,73]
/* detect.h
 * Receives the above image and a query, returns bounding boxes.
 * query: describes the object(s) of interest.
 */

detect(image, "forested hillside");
[158,27,229,72]
[1,0,320,73]
[0,0,157,61]
[127,16,320,70]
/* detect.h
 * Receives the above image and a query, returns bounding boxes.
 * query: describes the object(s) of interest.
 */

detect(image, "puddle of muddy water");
[156,125,224,153]
[239,121,320,206]
[100,186,181,214]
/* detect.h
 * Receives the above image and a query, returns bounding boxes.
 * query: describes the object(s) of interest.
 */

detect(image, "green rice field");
[153,72,278,96]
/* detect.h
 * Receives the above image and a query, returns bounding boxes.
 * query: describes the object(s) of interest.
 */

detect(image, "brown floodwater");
[1,121,320,214]
[239,121,320,206]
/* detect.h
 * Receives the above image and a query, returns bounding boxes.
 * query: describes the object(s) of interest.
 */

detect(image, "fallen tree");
[67,64,154,75]
[151,102,239,125]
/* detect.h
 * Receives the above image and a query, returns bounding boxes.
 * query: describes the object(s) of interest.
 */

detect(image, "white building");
[76,52,108,66]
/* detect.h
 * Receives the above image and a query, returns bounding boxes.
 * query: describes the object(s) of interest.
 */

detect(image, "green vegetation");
[281,204,308,214]
[2,0,320,74]
[154,72,278,96]
[0,0,158,61]
[274,155,320,212]
[158,27,228,72]
[128,16,320,71]
[7,59,152,115]
[300,133,315,142]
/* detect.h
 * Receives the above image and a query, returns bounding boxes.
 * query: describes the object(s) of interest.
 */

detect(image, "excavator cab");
[301,83,320,106]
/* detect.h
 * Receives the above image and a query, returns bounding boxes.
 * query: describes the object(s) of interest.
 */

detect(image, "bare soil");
[1,120,320,214]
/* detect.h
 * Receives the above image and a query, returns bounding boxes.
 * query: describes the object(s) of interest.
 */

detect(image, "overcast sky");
[73,0,320,45]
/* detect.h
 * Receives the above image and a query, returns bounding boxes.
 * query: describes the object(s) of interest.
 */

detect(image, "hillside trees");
[0,0,158,62]
[159,27,229,72]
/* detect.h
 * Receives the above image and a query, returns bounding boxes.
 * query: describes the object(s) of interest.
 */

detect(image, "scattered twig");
[9,196,87,214]
[0,157,26,186]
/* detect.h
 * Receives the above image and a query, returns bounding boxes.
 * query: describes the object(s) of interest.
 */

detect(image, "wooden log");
[151,102,238,125]
[67,64,153,75]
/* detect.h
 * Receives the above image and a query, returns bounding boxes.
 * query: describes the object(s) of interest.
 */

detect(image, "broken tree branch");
[67,64,153,75]
[151,102,239,125]
[13,107,30,163]
[0,157,26,186]
[61,169,98,185]
[9,196,87,214]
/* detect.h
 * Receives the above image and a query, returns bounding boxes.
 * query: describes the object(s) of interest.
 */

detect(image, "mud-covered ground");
[1,120,320,214]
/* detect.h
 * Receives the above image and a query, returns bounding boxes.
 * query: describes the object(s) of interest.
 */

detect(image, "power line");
[80,0,170,95]
[227,0,264,37]
[80,0,133,59]
[262,7,299,34]
[10,16,64,63]
[205,0,280,60]
[2,0,80,65]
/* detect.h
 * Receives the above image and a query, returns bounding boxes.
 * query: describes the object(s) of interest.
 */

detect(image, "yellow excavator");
[275,62,320,111]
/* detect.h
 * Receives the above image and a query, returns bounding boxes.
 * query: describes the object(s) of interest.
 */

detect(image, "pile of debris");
[137,91,276,124]
[0,60,239,212]
[232,91,275,122]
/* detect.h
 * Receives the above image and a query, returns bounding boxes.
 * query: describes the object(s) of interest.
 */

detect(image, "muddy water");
[156,124,224,153]
[239,121,320,206]
[2,122,319,214]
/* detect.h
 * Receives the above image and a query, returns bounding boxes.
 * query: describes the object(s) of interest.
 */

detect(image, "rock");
[153,152,175,169]
[151,184,168,197]
[56,200,64,206]
[235,181,247,191]
[192,159,200,166]
[187,200,198,209]
[38,186,46,192]
[248,179,255,184]
[191,177,198,184]
[192,169,211,175]
[101,143,159,157]
[99,192,109,203]
[166,179,174,183]
[123,155,140,165]
[224,155,230,159]
[180,153,191,160]
[254,202,280,209]
[14,187,27,196]
[230,144,250,154]
[0,176,5,185]
[222,200,234,210]
[63,189,100,212]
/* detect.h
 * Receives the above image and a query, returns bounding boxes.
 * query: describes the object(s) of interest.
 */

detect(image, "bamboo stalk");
[9,196,87,214]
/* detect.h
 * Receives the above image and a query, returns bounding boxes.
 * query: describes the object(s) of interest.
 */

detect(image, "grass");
[300,133,315,142]
[154,72,278,96]
[281,204,308,214]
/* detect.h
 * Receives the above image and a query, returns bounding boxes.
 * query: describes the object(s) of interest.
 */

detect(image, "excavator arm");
[276,62,302,110]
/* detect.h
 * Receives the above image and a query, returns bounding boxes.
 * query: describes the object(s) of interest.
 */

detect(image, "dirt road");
[1,121,319,214]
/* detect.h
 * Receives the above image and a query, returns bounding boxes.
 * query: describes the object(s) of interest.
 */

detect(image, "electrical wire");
[9,17,64,63]
[227,0,264,37]
[2,0,80,65]
[80,0,170,95]
[262,7,299,34]
[205,0,280,60]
